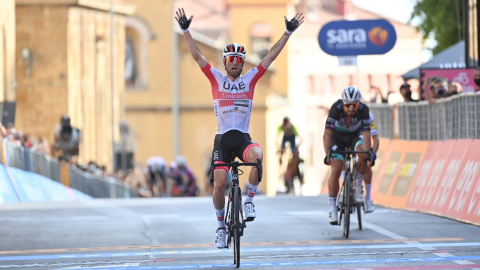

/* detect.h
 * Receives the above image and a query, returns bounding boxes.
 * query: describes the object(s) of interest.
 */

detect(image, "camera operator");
[52,114,80,162]
[424,76,450,102]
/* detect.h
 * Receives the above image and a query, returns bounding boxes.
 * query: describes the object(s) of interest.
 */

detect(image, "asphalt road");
[1,195,480,270]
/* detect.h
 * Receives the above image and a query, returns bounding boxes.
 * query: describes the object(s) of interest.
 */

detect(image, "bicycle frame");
[210,153,262,268]
[327,147,372,238]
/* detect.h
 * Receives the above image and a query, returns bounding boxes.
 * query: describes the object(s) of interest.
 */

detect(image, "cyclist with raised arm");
[323,87,372,225]
[175,8,303,248]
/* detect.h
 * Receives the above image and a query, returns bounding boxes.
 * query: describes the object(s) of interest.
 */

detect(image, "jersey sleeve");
[291,125,299,136]
[325,102,340,132]
[369,111,377,136]
[243,63,267,92]
[361,105,371,133]
[201,63,223,94]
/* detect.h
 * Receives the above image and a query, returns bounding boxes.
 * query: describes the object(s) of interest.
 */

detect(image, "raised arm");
[175,8,208,68]
[260,13,304,69]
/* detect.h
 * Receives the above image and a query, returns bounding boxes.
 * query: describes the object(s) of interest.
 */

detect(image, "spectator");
[474,66,480,91]
[399,82,418,102]
[424,76,450,102]
[22,134,34,148]
[0,122,6,139]
[5,122,15,138]
[52,114,80,162]
[449,82,462,96]
[33,136,51,155]
[365,86,390,104]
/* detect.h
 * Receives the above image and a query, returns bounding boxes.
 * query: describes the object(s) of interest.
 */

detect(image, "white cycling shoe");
[244,202,257,222]
[329,210,338,225]
[365,199,375,213]
[355,185,364,203]
[214,228,226,248]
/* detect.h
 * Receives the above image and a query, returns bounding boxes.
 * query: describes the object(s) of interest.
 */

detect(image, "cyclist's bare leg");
[364,167,372,184]
[160,180,167,196]
[213,169,228,210]
[279,147,285,165]
[246,146,263,185]
[328,159,343,222]
[328,159,343,197]
[355,143,367,175]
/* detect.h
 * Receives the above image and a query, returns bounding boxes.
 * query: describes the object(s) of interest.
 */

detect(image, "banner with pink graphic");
[421,68,477,93]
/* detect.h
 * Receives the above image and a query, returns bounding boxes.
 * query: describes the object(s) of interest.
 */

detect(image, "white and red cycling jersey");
[201,62,266,134]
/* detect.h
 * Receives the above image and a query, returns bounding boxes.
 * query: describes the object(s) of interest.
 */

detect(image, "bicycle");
[211,153,262,268]
[327,147,373,238]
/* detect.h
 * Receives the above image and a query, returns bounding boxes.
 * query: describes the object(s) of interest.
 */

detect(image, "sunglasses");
[343,102,359,109]
[225,55,245,63]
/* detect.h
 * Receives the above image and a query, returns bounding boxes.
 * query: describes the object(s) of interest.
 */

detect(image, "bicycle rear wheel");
[233,187,241,268]
[343,172,351,238]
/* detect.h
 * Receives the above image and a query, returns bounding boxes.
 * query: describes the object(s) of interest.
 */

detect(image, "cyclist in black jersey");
[323,86,373,225]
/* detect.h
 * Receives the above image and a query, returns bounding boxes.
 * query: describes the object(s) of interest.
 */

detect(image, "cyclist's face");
[343,102,358,116]
[224,57,243,78]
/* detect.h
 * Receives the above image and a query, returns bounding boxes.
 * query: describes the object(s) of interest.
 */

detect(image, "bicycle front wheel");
[233,187,241,268]
[343,172,351,238]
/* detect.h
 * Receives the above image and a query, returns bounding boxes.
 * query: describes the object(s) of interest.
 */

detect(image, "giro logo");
[368,27,388,46]
[319,19,396,56]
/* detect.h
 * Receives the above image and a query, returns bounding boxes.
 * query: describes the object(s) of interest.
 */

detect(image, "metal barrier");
[2,139,140,199]
[368,104,395,139]
[398,93,480,140]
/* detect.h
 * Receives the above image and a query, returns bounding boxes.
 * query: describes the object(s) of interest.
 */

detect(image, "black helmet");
[60,114,71,127]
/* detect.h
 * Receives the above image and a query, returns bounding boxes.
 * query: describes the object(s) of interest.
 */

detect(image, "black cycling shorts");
[330,131,364,162]
[211,130,261,173]
[148,166,166,185]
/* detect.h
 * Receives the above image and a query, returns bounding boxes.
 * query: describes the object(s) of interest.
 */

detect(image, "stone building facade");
[14,0,135,167]
[0,0,16,120]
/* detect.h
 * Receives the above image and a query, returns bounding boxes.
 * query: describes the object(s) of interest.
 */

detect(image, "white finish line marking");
[1,242,480,262]
[55,256,480,270]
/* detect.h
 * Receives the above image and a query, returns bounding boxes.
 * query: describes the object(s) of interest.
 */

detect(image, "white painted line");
[454,260,475,264]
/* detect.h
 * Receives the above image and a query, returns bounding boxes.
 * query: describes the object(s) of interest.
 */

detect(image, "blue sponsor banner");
[318,19,397,56]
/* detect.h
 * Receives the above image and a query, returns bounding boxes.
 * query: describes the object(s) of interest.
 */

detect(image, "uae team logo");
[368,27,388,47]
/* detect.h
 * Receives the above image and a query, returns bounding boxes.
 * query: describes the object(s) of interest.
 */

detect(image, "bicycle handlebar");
[211,162,260,168]
[325,147,374,166]
[210,158,263,184]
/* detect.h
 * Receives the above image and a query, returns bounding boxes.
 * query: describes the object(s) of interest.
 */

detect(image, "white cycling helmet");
[342,86,361,103]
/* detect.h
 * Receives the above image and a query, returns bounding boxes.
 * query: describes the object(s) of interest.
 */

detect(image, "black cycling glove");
[178,15,192,32]
[285,17,300,34]
[366,153,375,167]
[324,156,329,165]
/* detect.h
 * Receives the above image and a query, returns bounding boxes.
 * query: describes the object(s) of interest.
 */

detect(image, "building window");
[250,23,272,60]
[125,35,137,86]
[124,16,155,90]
